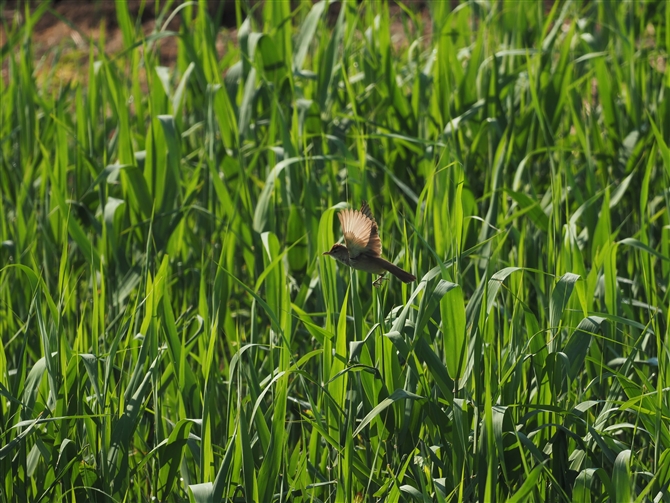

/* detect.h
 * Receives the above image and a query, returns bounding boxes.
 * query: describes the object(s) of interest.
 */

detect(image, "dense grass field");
[1,0,669,501]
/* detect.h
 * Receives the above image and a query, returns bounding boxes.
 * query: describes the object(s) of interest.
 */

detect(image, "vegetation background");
[1,0,669,501]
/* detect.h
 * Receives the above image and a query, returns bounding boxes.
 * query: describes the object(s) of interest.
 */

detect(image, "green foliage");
[1,0,669,501]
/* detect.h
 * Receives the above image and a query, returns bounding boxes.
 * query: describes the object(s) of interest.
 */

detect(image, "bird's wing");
[360,201,382,257]
[360,200,375,221]
[337,201,382,258]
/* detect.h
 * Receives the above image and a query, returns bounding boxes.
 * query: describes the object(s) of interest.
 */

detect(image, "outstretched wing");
[337,201,382,258]
[359,201,382,257]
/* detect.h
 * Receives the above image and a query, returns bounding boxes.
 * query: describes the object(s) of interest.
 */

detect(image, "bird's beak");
[322,251,330,255]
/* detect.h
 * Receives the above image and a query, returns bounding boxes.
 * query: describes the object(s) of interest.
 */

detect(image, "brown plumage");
[323,201,416,285]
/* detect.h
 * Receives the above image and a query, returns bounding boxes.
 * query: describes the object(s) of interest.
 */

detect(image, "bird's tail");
[372,257,416,283]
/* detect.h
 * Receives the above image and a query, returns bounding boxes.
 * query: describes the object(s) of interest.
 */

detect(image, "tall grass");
[1,0,668,501]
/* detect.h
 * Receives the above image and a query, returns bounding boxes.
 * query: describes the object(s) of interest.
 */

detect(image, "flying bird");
[323,201,416,286]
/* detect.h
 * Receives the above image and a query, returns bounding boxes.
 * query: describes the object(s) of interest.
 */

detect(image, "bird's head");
[323,243,350,263]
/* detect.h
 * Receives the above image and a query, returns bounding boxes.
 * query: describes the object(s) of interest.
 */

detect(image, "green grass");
[1,0,669,501]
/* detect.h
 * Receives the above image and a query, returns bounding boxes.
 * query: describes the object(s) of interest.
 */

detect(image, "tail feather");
[372,257,416,283]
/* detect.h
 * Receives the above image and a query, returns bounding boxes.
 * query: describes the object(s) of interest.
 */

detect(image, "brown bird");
[323,201,416,286]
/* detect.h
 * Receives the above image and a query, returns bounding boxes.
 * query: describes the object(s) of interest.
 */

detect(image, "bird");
[323,201,416,286]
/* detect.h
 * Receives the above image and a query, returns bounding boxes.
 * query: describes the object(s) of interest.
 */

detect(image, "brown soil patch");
[1,0,434,85]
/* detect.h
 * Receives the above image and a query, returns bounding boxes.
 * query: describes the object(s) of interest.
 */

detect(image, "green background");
[1,0,669,501]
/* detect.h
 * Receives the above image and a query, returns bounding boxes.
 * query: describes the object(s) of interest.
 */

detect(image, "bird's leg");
[372,273,388,288]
